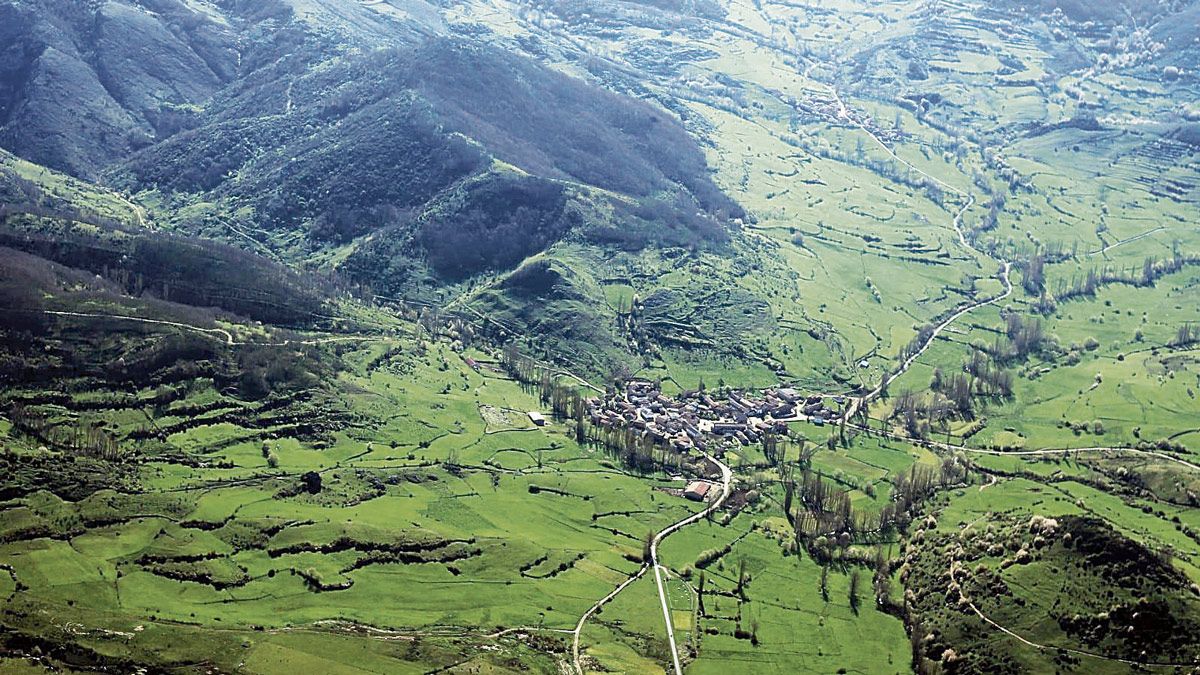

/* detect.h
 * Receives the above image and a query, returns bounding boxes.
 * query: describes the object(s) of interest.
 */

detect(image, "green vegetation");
[2,0,1200,672]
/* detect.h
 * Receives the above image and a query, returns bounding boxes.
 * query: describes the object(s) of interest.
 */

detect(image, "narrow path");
[210,620,577,648]
[216,214,284,264]
[848,421,1200,474]
[34,309,389,348]
[826,84,963,197]
[949,560,1199,669]
[1088,225,1168,256]
[38,310,237,344]
[117,194,149,229]
[449,302,603,394]
[284,79,295,114]
[958,444,1200,473]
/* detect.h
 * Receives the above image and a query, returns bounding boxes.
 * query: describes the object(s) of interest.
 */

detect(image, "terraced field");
[2,0,1200,673]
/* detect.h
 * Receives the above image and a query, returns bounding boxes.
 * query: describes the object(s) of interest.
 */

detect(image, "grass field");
[5,0,1200,672]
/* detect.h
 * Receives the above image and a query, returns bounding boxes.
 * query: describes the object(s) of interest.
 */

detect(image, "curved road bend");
[572,453,732,675]
[652,453,733,675]
[815,80,1018,420]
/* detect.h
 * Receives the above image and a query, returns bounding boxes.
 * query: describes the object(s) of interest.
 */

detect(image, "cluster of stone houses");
[583,379,845,453]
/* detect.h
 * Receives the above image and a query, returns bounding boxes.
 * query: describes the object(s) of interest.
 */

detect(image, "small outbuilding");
[528,411,546,427]
[684,481,712,502]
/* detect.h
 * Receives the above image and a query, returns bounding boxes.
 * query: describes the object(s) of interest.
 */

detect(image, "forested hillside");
[2,0,1199,673]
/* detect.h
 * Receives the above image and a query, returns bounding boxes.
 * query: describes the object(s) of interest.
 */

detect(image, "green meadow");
[5,0,1200,672]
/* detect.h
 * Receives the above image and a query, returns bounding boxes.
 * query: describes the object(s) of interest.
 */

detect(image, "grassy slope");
[449,0,1200,671]
[4,0,1200,673]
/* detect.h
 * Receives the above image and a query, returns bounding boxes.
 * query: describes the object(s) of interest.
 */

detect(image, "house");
[712,422,742,436]
[683,481,712,501]
[528,411,546,427]
[777,388,801,402]
[769,404,795,419]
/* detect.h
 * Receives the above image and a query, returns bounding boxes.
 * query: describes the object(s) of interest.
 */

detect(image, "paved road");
[651,453,732,675]
[571,453,732,675]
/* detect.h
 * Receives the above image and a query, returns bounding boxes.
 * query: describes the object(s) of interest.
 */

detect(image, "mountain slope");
[0,0,240,177]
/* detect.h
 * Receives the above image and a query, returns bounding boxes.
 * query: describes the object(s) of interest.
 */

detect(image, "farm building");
[528,411,546,426]
[684,481,712,501]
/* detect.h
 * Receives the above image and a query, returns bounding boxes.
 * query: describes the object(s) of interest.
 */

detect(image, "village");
[581,379,848,456]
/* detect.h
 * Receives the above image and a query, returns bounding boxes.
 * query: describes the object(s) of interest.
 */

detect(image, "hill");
[2,0,1200,674]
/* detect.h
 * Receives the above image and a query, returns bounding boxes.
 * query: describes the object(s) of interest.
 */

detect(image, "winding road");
[651,454,732,675]
[771,180,1013,426]
[571,453,732,675]
[792,80,1019,422]
[852,197,1013,412]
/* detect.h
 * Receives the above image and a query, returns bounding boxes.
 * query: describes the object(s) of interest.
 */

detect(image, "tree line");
[8,404,123,462]
[500,344,686,474]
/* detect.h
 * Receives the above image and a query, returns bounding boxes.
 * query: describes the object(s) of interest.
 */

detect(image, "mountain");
[0,0,762,381]
[0,0,240,177]
[2,1,1200,674]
